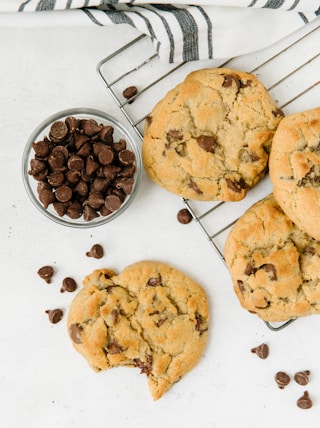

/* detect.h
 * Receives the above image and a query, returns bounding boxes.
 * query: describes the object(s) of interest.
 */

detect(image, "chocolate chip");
[272,108,285,118]
[262,263,277,281]
[61,277,77,293]
[66,201,83,219]
[48,150,66,170]
[147,275,162,286]
[195,313,208,335]
[251,343,269,359]
[86,244,104,259]
[47,171,65,188]
[37,265,54,283]
[67,155,85,170]
[189,179,203,194]
[55,185,73,203]
[105,194,121,212]
[83,205,99,221]
[32,140,51,157]
[118,149,135,166]
[49,121,68,142]
[85,191,105,209]
[237,280,245,294]
[297,391,313,409]
[196,135,217,153]
[45,309,63,324]
[226,177,247,193]
[275,371,291,389]
[134,354,153,375]
[69,323,83,344]
[107,340,124,354]
[29,158,47,175]
[177,208,193,224]
[122,86,138,103]
[294,371,310,386]
[167,129,183,141]
[222,74,241,89]
[39,188,55,208]
[244,261,257,276]
[98,148,114,165]
[81,119,102,137]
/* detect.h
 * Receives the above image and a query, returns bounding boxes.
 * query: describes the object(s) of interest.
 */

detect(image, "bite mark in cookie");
[67,261,209,400]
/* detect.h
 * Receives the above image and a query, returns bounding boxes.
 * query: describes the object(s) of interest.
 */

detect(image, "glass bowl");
[22,108,142,228]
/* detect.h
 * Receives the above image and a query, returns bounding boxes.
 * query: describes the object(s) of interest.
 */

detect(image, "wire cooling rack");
[97,18,320,331]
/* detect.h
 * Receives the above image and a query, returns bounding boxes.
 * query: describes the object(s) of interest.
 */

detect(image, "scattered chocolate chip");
[177,208,193,224]
[294,371,310,386]
[122,86,138,103]
[297,391,313,409]
[69,323,83,344]
[275,371,291,389]
[61,277,77,293]
[37,265,54,283]
[86,244,104,259]
[45,309,63,324]
[251,343,269,359]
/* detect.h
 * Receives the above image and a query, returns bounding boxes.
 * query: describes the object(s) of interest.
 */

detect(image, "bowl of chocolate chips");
[22,108,141,227]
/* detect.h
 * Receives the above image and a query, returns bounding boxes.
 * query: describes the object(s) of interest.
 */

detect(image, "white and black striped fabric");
[2,1,320,62]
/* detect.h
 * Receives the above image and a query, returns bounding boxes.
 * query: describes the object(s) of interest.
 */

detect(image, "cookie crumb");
[86,244,104,259]
[45,309,63,324]
[37,265,54,283]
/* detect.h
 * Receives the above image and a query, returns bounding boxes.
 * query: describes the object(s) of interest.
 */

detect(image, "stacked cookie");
[67,261,209,400]
[225,107,320,322]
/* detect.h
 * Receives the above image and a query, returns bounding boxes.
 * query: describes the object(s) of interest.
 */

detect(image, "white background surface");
[1,22,320,428]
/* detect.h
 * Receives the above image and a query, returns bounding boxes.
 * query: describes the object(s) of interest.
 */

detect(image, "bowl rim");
[22,107,142,228]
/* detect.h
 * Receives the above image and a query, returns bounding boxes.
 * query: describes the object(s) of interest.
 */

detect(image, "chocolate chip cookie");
[142,68,283,201]
[269,107,320,240]
[67,261,209,400]
[224,193,320,322]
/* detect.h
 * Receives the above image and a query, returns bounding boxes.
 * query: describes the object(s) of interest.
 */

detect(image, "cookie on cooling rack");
[224,193,320,322]
[142,67,283,201]
[269,107,320,240]
[67,260,209,400]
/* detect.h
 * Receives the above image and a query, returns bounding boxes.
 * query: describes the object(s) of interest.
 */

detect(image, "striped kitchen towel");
[1,1,320,62]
